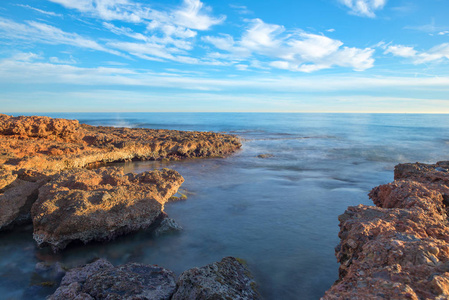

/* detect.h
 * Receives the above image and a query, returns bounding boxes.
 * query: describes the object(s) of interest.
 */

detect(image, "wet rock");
[323,161,449,299]
[51,257,260,300]
[154,215,183,236]
[172,257,260,300]
[51,258,176,300]
[83,263,176,300]
[257,153,274,158]
[32,167,184,251]
[35,261,67,282]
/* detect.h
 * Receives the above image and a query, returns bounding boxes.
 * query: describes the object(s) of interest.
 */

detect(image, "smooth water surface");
[1,113,449,299]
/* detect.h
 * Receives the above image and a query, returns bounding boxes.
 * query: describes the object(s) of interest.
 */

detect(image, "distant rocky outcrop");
[32,167,184,251]
[322,161,449,299]
[50,257,259,300]
[0,114,241,174]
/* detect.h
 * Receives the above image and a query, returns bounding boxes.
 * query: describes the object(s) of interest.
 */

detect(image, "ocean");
[1,113,449,299]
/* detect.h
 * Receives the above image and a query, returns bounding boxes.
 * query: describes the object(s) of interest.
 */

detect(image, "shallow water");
[1,113,449,299]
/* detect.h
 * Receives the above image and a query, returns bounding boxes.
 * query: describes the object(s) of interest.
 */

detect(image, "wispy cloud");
[404,19,448,33]
[17,4,63,17]
[229,4,253,15]
[0,17,122,56]
[48,0,225,30]
[2,53,447,92]
[203,18,375,72]
[339,0,387,18]
[384,43,449,64]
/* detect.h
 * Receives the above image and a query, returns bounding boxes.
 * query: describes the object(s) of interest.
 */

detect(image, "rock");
[0,169,17,191]
[154,216,183,236]
[172,257,260,300]
[82,263,176,300]
[0,114,241,174]
[322,161,449,299]
[0,179,44,230]
[59,258,113,287]
[257,153,274,158]
[35,261,67,282]
[51,258,176,300]
[31,167,184,251]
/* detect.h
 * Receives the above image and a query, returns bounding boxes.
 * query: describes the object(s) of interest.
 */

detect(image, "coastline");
[0,114,446,299]
[323,162,449,299]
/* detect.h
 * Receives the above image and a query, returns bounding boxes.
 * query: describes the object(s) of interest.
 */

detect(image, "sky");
[0,0,448,113]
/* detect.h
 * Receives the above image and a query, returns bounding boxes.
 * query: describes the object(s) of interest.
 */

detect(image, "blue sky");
[0,0,448,112]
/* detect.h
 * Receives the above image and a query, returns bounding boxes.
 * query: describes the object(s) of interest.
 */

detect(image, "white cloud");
[17,4,63,17]
[339,0,387,18]
[0,17,121,56]
[204,19,375,72]
[48,0,224,31]
[48,0,223,62]
[229,5,252,15]
[2,53,444,93]
[172,0,225,30]
[385,43,449,64]
[384,45,417,57]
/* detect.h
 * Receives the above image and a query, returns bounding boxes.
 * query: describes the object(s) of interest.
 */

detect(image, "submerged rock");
[32,167,184,251]
[172,257,260,300]
[322,161,449,299]
[51,257,259,300]
[154,215,183,237]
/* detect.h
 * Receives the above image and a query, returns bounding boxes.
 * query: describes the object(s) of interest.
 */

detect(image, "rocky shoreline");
[323,161,449,299]
[0,114,241,241]
[49,257,260,300]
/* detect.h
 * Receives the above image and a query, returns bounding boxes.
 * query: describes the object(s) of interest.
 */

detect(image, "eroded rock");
[51,259,177,300]
[322,161,449,299]
[32,167,184,251]
[172,257,260,300]
[51,257,259,300]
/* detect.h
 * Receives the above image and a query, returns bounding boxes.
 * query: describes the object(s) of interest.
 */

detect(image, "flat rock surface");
[32,167,184,251]
[322,161,449,299]
[0,114,241,173]
[172,257,260,300]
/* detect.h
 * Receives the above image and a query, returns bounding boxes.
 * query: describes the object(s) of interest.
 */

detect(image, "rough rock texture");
[322,161,449,299]
[0,114,240,231]
[0,114,241,173]
[51,257,259,300]
[172,257,260,300]
[32,167,184,251]
[82,263,177,300]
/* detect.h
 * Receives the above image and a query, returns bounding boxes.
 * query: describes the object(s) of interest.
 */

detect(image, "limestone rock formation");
[0,114,240,233]
[172,257,260,300]
[0,114,241,174]
[32,167,184,251]
[322,161,449,299]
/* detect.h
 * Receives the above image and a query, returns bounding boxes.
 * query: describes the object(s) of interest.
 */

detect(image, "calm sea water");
[1,113,449,299]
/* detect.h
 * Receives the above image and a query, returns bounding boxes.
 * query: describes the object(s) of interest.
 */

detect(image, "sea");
[1,113,449,299]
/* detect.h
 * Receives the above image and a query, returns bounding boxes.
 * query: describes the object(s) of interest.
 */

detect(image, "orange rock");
[32,167,184,251]
[323,162,449,299]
